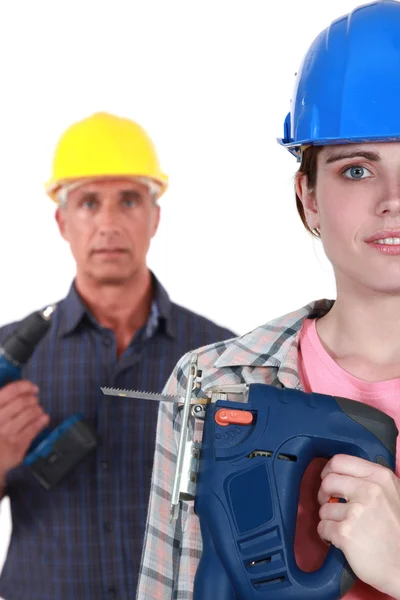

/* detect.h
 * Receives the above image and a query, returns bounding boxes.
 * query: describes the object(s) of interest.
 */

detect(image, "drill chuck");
[1,305,56,365]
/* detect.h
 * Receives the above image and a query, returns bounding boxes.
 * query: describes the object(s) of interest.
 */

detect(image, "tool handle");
[0,357,21,387]
[194,515,237,600]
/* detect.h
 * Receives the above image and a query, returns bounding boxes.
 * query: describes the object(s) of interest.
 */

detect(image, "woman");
[137,1,400,599]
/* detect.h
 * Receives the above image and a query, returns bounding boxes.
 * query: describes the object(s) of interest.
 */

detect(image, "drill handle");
[194,515,237,600]
[0,357,21,388]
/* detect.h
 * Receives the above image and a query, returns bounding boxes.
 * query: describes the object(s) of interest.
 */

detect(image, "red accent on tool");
[215,409,253,427]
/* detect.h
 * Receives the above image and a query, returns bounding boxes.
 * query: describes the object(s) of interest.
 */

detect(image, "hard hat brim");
[45,174,168,203]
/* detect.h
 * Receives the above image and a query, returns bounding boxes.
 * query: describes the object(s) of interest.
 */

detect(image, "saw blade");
[100,386,211,405]
[100,386,182,403]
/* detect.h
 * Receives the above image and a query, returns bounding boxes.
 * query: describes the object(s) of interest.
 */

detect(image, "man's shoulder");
[169,301,237,340]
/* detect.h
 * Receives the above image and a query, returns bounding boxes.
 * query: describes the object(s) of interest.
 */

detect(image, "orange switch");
[215,409,253,427]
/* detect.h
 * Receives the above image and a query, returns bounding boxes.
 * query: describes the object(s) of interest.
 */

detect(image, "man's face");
[55,178,160,285]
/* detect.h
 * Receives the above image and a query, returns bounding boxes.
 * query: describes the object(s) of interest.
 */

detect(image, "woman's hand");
[318,454,400,599]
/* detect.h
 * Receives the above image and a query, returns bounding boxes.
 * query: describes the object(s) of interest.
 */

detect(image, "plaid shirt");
[0,274,235,600]
[137,298,334,599]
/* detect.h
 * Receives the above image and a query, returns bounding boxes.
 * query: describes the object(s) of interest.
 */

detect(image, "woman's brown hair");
[295,145,323,238]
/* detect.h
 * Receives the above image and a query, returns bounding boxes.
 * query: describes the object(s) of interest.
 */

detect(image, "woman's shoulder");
[167,299,334,395]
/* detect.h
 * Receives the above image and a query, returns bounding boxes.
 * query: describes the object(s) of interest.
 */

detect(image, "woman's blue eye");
[343,166,372,179]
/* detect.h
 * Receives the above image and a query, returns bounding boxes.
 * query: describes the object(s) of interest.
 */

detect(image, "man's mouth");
[92,248,129,255]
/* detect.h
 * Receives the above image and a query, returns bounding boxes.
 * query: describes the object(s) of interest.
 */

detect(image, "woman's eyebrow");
[324,150,381,164]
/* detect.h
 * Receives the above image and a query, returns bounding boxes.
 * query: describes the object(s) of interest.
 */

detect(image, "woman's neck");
[316,292,400,382]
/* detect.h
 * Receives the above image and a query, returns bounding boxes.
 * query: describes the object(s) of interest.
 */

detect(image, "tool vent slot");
[238,526,281,554]
[277,453,297,461]
[254,575,286,588]
[247,450,273,458]
[247,450,297,461]
[248,556,272,567]
[246,550,284,571]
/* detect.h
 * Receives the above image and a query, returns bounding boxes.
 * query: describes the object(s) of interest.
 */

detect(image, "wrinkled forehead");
[58,176,160,205]
[68,176,153,195]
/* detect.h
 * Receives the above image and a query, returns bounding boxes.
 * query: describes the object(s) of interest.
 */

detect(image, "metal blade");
[100,386,182,403]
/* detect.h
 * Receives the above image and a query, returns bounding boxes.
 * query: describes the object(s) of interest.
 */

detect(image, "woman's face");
[296,142,400,295]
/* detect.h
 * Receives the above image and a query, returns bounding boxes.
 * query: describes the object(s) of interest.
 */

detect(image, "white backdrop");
[0,0,366,575]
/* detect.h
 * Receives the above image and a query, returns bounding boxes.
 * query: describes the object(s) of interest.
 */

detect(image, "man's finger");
[5,407,48,437]
[0,381,39,407]
[0,396,40,425]
[19,414,50,449]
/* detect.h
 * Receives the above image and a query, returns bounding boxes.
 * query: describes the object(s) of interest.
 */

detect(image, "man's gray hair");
[57,177,161,208]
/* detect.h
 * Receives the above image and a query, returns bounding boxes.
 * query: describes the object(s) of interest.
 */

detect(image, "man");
[0,111,236,600]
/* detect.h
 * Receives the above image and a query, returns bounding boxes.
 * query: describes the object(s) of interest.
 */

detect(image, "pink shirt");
[297,318,400,600]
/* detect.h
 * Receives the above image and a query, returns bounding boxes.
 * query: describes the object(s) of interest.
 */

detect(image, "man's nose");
[96,204,121,231]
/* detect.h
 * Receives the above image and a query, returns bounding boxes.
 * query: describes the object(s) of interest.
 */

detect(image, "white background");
[0,0,365,576]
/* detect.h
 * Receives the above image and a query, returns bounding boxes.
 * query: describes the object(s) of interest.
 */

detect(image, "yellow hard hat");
[45,112,168,202]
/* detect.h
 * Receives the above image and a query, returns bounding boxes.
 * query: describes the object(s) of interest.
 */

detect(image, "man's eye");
[120,191,140,206]
[80,194,98,208]
[342,166,373,180]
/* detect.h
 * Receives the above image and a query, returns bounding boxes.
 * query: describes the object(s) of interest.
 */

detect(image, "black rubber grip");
[335,397,398,458]
[340,564,356,597]
[2,310,52,364]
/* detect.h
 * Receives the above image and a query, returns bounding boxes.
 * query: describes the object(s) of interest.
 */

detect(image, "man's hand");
[318,454,400,599]
[0,381,50,479]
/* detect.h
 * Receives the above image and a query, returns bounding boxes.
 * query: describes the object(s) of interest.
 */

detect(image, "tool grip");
[0,359,21,388]
[335,396,397,459]
[194,514,237,600]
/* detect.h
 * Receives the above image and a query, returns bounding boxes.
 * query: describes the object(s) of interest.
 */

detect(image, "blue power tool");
[192,383,397,599]
[101,353,398,600]
[0,306,97,489]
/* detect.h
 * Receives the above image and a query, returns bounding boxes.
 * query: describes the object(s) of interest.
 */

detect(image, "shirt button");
[101,461,109,470]
[104,521,112,532]
[108,586,117,598]
[103,336,112,347]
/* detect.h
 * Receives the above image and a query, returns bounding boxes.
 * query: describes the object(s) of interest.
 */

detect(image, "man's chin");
[88,269,134,286]
[97,277,128,286]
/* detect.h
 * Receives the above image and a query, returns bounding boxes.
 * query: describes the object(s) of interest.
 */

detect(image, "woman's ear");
[295,172,320,231]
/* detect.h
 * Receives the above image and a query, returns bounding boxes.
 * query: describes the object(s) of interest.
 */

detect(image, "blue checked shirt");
[0,273,236,600]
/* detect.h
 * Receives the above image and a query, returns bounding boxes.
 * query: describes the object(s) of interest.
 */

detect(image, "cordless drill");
[0,306,97,489]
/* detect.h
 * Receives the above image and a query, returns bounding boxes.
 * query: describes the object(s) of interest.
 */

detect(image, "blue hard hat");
[278,0,400,160]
